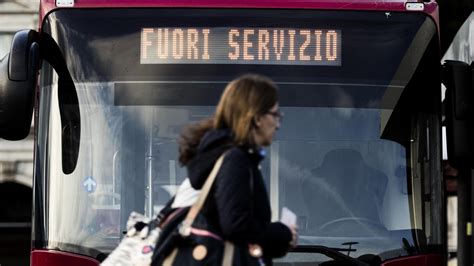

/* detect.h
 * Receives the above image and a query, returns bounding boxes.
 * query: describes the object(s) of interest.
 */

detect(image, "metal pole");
[146,110,154,218]
[270,142,279,221]
[457,167,471,266]
[471,169,474,265]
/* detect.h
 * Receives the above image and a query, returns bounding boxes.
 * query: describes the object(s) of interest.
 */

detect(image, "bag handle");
[179,153,226,236]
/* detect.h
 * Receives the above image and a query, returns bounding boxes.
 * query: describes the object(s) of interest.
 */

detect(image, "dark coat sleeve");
[214,149,292,258]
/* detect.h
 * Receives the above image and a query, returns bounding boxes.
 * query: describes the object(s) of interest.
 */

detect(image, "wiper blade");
[292,245,370,266]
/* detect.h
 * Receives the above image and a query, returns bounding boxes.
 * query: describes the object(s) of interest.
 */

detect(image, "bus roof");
[39,0,439,31]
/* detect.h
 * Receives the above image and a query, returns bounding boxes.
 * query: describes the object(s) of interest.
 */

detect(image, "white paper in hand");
[280,207,297,227]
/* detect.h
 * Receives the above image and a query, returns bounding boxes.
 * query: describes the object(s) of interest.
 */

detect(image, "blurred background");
[1,1,39,265]
[0,0,472,265]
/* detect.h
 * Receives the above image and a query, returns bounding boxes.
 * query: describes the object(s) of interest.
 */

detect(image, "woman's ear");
[253,116,262,128]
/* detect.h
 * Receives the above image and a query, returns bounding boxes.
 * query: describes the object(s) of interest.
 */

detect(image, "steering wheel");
[319,217,387,233]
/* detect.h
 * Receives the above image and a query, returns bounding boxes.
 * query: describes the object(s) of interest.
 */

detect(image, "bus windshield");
[36,8,442,263]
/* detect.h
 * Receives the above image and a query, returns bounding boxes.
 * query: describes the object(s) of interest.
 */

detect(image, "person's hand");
[288,224,298,249]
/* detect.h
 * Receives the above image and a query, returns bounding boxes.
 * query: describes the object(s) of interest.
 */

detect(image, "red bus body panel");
[31,250,100,266]
[382,254,445,266]
[30,250,444,266]
[38,0,439,30]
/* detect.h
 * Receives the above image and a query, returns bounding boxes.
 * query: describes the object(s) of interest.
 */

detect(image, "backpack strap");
[222,241,235,266]
[172,153,239,266]
[162,248,178,266]
[179,153,226,236]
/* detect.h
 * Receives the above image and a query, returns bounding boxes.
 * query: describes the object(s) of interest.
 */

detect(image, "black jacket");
[187,129,292,264]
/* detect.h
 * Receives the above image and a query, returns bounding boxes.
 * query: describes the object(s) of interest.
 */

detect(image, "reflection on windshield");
[43,81,419,260]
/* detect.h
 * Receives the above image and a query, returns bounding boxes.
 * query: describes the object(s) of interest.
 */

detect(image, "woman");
[178,74,297,265]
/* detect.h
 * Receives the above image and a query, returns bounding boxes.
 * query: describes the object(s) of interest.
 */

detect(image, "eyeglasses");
[266,110,284,121]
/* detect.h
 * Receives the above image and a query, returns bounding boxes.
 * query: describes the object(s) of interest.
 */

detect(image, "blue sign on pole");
[83,176,97,193]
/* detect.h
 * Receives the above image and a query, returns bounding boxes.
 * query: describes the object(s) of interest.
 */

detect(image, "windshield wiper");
[292,245,370,266]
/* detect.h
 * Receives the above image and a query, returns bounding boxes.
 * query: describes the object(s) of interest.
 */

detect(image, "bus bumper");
[30,250,100,266]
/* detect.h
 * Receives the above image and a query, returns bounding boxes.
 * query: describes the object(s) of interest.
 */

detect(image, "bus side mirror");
[0,30,40,140]
[443,60,474,168]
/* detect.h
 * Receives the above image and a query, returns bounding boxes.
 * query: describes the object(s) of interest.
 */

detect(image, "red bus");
[2,0,470,265]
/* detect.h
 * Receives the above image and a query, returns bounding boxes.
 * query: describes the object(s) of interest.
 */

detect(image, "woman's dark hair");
[178,74,278,165]
[178,118,214,165]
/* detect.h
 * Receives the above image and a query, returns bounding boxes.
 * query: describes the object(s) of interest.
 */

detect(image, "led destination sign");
[141,27,341,65]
